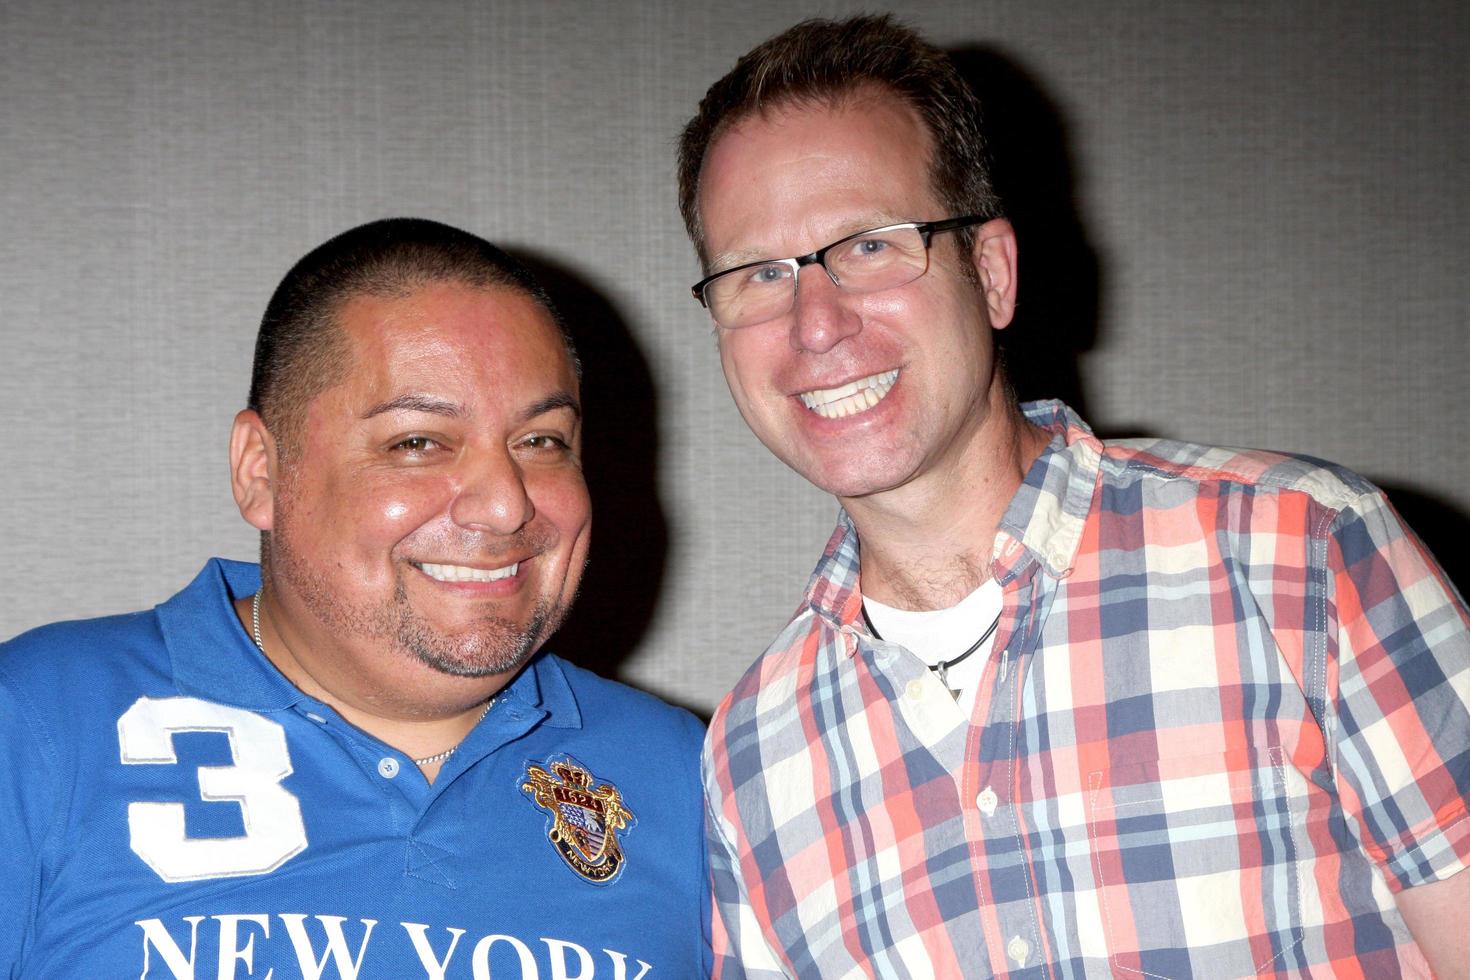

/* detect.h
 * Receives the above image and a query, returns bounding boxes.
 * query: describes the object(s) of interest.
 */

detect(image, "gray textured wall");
[3,0,1466,716]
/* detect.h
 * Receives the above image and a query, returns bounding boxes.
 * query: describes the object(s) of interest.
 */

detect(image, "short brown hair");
[677,14,1001,267]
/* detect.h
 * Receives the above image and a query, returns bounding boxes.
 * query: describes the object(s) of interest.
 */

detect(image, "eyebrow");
[520,391,581,424]
[708,247,774,272]
[361,394,467,420]
[359,391,580,424]
[707,214,912,273]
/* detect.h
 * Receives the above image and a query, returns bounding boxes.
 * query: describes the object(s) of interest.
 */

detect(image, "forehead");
[329,281,576,409]
[698,92,940,263]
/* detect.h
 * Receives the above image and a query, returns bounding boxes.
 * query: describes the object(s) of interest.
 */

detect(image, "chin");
[802,471,902,501]
[398,600,557,678]
[788,451,916,501]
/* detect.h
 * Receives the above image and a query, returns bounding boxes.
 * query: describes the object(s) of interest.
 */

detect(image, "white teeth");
[417,561,519,583]
[797,369,899,419]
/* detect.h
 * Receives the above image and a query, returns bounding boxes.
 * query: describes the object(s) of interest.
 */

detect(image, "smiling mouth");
[797,369,899,419]
[414,561,520,583]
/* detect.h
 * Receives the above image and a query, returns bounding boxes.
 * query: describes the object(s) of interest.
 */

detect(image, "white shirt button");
[305,712,327,725]
[904,679,924,701]
[1007,935,1030,966]
[377,757,400,779]
[977,786,998,816]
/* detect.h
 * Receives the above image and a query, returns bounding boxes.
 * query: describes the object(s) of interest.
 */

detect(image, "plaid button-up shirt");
[705,401,1470,978]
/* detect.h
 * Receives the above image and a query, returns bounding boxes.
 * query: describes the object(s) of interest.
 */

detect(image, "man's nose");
[449,449,535,534]
[790,266,861,353]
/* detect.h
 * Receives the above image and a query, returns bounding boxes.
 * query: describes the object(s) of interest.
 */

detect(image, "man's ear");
[230,409,278,532]
[971,217,1019,330]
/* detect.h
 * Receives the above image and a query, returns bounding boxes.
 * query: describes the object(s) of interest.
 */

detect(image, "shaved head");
[248,217,578,454]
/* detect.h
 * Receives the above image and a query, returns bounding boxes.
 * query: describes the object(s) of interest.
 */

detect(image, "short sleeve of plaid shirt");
[703,401,1470,979]
[1326,483,1470,888]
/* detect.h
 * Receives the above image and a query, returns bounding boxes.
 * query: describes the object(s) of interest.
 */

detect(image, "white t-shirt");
[863,578,1003,717]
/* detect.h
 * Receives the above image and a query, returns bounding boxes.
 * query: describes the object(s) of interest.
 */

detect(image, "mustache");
[407,522,560,564]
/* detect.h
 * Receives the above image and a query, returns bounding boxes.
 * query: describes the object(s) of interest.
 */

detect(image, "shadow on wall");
[946,48,1470,596]
[946,48,1470,629]
[949,44,1104,421]
[512,253,673,691]
[1376,482,1470,598]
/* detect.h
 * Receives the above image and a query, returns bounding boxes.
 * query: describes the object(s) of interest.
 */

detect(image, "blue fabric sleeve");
[0,661,57,974]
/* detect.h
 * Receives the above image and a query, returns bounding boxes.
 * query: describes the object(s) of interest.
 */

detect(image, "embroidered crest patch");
[521,756,635,884]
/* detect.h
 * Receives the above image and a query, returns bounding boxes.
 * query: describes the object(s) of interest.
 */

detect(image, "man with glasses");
[680,15,1469,978]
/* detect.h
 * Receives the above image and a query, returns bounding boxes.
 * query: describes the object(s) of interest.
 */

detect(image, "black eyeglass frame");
[689,214,989,323]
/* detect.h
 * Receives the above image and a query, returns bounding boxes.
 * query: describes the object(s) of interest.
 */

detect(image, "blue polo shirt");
[0,559,709,978]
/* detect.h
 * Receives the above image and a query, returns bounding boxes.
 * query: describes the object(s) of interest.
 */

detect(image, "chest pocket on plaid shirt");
[1084,746,1304,979]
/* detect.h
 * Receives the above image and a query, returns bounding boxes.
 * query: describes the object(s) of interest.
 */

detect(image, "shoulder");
[1,609,166,692]
[536,655,708,840]
[0,611,177,771]
[705,603,823,767]
[1099,436,1380,512]
[543,654,705,751]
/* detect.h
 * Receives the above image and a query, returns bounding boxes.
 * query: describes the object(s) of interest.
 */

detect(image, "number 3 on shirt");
[118,696,308,882]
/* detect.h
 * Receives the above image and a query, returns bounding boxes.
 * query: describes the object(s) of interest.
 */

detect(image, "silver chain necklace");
[407,699,494,767]
[250,590,492,768]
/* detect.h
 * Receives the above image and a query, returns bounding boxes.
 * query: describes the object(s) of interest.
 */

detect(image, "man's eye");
[391,436,440,453]
[521,434,569,451]
[849,237,890,257]
[747,264,791,285]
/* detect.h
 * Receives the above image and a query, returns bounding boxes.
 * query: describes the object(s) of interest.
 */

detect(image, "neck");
[847,400,1049,610]
[232,590,503,779]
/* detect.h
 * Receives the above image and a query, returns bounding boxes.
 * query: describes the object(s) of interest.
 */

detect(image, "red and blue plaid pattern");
[705,401,1470,978]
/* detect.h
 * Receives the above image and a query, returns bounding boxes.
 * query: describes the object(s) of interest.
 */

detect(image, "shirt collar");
[162,558,300,710]
[802,399,1103,636]
[162,558,580,728]
[499,650,582,730]
[996,399,1104,580]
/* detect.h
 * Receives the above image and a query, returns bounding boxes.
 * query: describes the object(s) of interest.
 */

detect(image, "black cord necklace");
[862,604,1003,699]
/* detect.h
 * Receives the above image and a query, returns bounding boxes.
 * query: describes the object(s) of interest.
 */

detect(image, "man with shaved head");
[681,15,1470,978]
[0,218,709,976]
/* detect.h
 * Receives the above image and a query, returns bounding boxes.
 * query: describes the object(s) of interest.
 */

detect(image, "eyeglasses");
[691,215,986,329]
